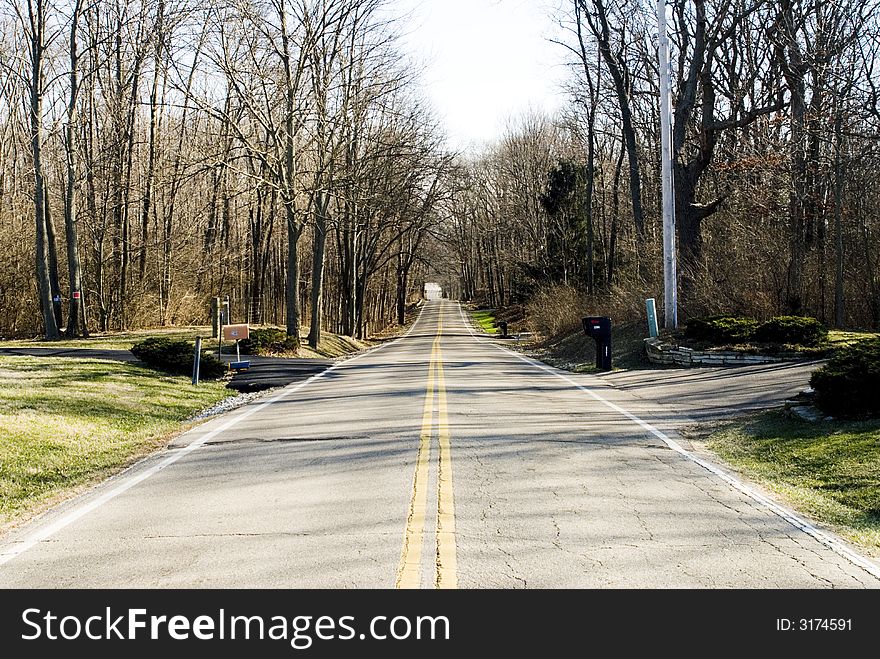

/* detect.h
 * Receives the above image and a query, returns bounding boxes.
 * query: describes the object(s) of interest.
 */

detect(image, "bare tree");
[2,0,61,338]
[62,0,87,336]
[577,0,645,238]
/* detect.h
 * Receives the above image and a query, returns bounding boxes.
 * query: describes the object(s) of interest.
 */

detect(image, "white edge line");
[456,303,880,581]
[0,306,428,567]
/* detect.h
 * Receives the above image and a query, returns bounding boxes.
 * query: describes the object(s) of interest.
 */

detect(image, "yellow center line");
[396,346,434,589]
[396,303,458,589]
[435,337,457,589]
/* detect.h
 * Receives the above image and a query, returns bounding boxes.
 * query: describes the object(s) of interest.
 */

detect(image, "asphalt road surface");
[1,300,877,588]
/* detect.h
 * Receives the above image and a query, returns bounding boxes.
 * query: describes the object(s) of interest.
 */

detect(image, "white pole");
[657,0,678,329]
[192,337,201,386]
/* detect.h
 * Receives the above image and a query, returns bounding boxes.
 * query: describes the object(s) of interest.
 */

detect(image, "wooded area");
[0,0,453,343]
[4,0,880,342]
[447,0,880,330]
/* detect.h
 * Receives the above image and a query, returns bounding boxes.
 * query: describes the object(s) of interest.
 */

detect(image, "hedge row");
[131,338,226,379]
[238,328,300,355]
[684,315,828,346]
[685,316,758,344]
[810,337,880,418]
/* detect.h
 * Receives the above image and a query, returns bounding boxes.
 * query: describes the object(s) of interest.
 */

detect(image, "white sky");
[393,0,568,153]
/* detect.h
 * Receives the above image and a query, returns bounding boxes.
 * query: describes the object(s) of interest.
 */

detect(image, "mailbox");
[221,324,251,371]
[499,320,509,338]
[222,324,250,341]
[582,316,612,371]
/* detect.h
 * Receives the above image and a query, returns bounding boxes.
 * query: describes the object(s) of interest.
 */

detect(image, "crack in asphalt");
[697,481,844,587]
[496,545,527,588]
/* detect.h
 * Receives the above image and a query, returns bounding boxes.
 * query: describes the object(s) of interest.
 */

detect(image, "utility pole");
[657,0,678,329]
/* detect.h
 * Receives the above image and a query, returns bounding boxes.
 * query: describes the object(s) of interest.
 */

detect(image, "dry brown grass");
[525,285,585,338]
[520,283,656,372]
[525,283,652,339]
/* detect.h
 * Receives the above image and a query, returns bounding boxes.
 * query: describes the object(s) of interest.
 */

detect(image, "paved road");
[221,355,333,392]
[603,359,823,422]
[1,300,877,587]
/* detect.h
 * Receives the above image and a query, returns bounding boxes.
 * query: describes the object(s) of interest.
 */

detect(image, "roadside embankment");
[0,355,232,531]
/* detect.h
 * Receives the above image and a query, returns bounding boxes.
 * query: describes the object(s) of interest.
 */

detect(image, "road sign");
[72,291,81,300]
[222,324,250,341]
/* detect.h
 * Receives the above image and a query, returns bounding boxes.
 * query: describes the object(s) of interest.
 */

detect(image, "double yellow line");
[396,305,457,589]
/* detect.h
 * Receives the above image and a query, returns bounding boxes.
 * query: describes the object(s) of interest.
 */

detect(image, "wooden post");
[211,296,220,338]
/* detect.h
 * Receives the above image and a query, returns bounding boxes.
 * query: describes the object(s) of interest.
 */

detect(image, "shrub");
[684,315,758,344]
[525,285,585,338]
[755,316,827,346]
[810,338,880,418]
[238,328,300,355]
[131,337,226,379]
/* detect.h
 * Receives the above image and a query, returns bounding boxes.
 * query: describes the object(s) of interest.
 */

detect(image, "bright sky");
[394,0,567,153]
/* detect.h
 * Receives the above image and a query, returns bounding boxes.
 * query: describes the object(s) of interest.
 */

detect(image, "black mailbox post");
[582,316,612,371]
[499,321,508,338]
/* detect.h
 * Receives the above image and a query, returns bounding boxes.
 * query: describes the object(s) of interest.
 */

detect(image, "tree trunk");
[863,224,880,329]
[119,62,139,329]
[675,164,704,267]
[84,91,108,332]
[286,207,301,341]
[341,224,356,336]
[585,131,595,295]
[45,188,64,329]
[279,3,300,342]
[585,0,645,237]
[779,0,809,314]
[249,185,273,325]
[308,193,329,349]
[396,251,407,326]
[64,2,87,338]
[607,141,624,285]
[354,272,366,339]
[29,1,59,339]
[833,104,845,328]
[139,21,162,282]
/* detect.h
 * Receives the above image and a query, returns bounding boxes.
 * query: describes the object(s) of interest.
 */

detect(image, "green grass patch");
[827,330,878,348]
[0,355,232,526]
[702,410,880,554]
[471,310,498,334]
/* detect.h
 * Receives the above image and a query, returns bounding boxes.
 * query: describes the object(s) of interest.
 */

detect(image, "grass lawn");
[826,329,878,348]
[775,328,877,354]
[471,309,498,334]
[700,410,880,555]
[0,355,233,528]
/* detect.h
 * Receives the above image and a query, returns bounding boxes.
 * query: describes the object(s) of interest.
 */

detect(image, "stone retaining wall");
[644,337,804,366]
